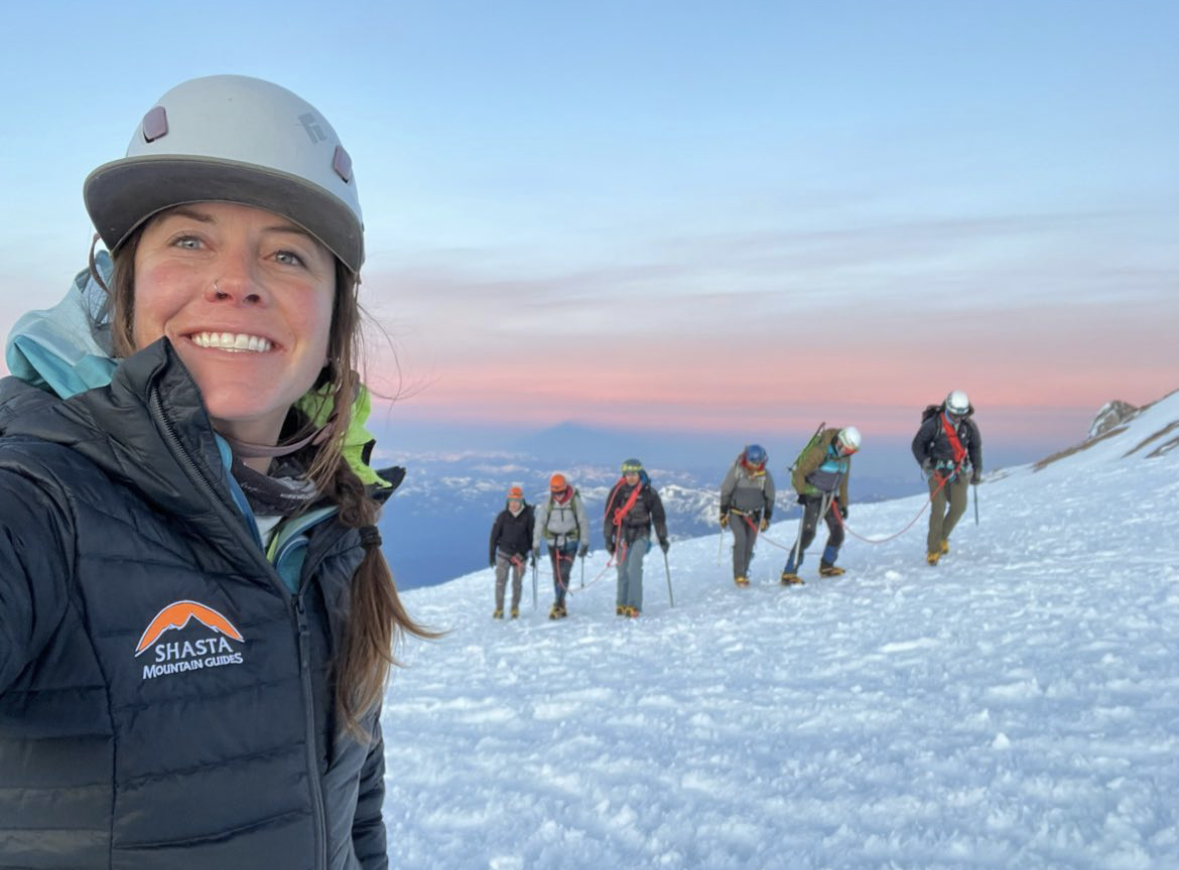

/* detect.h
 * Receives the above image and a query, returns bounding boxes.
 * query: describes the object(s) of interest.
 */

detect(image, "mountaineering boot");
[940,539,949,555]
[926,551,941,566]
[780,572,804,586]
[735,575,750,587]
[818,562,845,577]
[510,607,519,619]
[549,604,561,619]
[493,608,504,619]
[624,606,640,618]
[616,605,625,616]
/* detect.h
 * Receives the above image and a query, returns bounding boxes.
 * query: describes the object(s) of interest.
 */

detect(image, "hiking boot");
[926,551,941,566]
[780,572,804,586]
[510,607,519,619]
[548,604,562,620]
[734,575,750,587]
[493,608,504,619]
[625,606,640,618]
[818,563,845,577]
[616,605,625,616]
[557,604,568,619]
[940,539,950,555]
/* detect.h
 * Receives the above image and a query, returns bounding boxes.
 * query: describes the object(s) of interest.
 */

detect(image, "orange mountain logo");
[134,600,244,657]
[135,600,247,681]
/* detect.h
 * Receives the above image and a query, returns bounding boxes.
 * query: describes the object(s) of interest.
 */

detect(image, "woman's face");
[133,202,336,446]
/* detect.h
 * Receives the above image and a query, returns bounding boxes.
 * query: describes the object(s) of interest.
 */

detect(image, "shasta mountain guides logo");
[134,600,246,680]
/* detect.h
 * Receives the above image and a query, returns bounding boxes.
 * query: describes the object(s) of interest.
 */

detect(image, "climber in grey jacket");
[0,75,431,870]
[533,472,590,618]
[719,444,776,586]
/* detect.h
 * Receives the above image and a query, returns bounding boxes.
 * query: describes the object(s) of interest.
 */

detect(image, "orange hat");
[550,473,567,492]
[507,485,524,501]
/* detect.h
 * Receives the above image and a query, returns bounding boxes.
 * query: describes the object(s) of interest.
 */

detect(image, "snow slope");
[381,393,1179,870]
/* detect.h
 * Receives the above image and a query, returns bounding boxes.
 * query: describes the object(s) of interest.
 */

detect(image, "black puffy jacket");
[0,341,388,870]
[911,403,983,473]
[489,502,535,562]
[602,477,668,549]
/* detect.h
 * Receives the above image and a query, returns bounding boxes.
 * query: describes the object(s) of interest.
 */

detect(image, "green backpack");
[788,421,826,473]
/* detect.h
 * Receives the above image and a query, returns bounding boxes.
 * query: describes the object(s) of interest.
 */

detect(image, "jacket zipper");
[295,594,329,870]
[148,387,329,870]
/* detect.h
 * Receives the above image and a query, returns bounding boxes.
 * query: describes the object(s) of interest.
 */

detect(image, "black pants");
[784,495,843,573]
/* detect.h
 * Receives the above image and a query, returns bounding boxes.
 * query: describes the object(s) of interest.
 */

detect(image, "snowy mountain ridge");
[378,392,1179,869]
[1042,389,1179,470]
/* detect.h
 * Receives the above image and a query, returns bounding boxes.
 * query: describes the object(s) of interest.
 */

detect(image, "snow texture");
[382,393,1179,869]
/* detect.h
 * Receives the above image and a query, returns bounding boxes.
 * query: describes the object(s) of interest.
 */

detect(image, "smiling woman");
[129,202,337,452]
[0,75,432,870]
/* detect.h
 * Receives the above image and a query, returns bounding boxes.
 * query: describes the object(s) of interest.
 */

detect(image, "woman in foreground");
[0,75,429,870]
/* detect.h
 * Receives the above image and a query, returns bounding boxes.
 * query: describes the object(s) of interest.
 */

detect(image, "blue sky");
[2,0,1176,457]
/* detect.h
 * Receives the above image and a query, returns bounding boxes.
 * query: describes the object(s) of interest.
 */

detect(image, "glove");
[578,542,589,558]
[759,517,769,532]
[532,546,541,561]
[841,505,849,520]
[659,538,670,554]
[489,557,495,567]
[921,459,933,476]
[529,552,537,568]
[719,513,729,529]
[971,470,982,485]
[606,538,616,556]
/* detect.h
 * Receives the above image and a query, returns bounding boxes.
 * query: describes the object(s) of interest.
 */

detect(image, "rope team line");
[549,549,575,593]
[535,551,613,594]
[751,467,956,551]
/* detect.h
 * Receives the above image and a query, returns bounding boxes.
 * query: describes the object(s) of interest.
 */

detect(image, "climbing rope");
[750,470,955,550]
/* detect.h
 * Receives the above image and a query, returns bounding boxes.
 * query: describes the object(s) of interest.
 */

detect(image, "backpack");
[734,455,769,491]
[788,421,826,473]
[540,488,583,538]
[920,404,940,423]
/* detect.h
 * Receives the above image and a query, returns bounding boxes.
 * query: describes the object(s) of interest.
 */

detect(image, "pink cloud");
[364,263,1176,449]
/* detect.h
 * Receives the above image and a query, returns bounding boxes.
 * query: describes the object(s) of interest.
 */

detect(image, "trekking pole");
[973,481,980,526]
[789,504,806,572]
[662,548,675,607]
[531,558,538,611]
[580,553,585,588]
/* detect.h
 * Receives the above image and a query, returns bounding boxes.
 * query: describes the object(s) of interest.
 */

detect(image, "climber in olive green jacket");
[781,426,861,584]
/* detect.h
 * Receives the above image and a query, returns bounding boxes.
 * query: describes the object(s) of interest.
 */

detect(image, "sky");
[1,0,1176,457]
[381,387,1179,868]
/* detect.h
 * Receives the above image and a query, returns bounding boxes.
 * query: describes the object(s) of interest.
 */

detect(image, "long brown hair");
[96,222,436,738]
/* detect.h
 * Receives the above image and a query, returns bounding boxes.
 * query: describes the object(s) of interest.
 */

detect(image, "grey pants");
[494,551,525,611]
[616,536,650,611]
[927,473,969,554]
[731,515,757,579]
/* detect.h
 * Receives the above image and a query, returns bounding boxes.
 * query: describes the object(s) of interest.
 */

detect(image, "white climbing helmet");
[84,74,365,272]
[837,426,862,454]
[945,390,970,416]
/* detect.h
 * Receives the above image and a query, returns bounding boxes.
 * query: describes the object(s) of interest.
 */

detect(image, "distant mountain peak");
[1088,400,1139,438]
[1034,389,1178,471]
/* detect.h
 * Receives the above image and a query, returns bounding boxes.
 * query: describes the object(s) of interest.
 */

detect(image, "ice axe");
[662,548,675,608]
[531,556,538,611]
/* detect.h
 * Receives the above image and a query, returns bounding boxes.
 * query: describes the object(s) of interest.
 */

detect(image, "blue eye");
[173,235,201,249]
[275,250,307,267]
